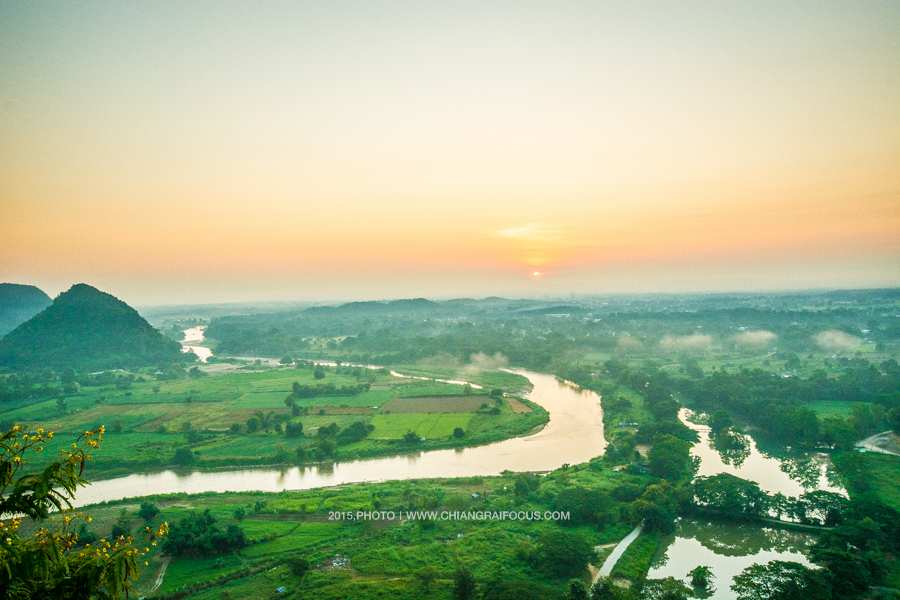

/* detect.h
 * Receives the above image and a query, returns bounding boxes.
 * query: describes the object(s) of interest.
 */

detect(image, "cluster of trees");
[203,290,900,373]
[161,509,247,557]
[678,362,900,448]
[567,361,697,482]
[289,380,371,399]
[692,473,848,525]
[690,471,900,598]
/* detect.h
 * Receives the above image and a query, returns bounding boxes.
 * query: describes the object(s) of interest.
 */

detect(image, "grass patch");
[610,529,662,581]
[370,413,473,439]
[804,400,868,418]
[241,522,347,557]
[865,453,900,512]
[384,396,488,413]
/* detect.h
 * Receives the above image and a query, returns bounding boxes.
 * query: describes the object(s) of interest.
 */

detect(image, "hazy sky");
[1,1,898,305]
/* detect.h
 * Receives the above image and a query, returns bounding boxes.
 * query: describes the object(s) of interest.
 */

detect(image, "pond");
[646,517,818,599]
[680,408,844,497]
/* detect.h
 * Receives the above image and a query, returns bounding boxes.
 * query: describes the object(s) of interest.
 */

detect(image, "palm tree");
[253,410,275,432]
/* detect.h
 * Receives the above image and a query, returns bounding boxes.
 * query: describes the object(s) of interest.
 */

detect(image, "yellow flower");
[13,457,20,463]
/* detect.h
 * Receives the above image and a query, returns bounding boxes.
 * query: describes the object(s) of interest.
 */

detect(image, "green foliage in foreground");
[1,427,166,600]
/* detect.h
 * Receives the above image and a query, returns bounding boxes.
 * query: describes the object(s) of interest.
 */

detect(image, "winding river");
[72,369,607,507]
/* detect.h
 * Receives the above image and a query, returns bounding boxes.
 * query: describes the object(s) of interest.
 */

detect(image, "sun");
[532,271,541,278]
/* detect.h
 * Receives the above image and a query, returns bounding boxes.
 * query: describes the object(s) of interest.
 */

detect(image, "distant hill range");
[0,283,52,336]
[0,283,189,371]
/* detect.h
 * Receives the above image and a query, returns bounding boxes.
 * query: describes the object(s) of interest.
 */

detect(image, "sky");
[1,1,898,305]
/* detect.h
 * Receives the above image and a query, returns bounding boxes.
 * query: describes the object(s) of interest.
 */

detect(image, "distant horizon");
[5,278,897,311]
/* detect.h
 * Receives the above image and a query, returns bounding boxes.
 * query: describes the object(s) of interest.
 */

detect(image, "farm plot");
[298,389,394,408]
[395,381,469,397]
[383,396,486,413]
[506,398,533,413]
[241,522,346,557]
[370,413,473,439]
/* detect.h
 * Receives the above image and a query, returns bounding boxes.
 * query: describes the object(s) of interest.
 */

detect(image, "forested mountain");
[0,284,188,371]
[0,283,52,336]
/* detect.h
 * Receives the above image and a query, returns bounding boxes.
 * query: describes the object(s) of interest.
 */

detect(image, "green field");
[3,364,543,477]
[370,413,474,439]
[241,522,346,558]
[805,400,868,418]
[865,453,900,512]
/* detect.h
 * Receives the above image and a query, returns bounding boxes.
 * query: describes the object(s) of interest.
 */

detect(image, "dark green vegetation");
[676,364,899,450]
[0,361,541,478]
[0,282,51,336]
[3,287,899,598]
[199,289,900,377]
[0,284,187,372]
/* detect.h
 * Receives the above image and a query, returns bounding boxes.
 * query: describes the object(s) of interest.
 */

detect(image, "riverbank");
[32,463,643,599]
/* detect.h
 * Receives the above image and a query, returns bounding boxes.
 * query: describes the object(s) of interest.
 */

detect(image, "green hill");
[0,284,189,371]
[0,283,52,336]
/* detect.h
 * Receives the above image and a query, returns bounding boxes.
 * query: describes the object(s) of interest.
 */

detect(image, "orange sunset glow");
[1,2,898,304]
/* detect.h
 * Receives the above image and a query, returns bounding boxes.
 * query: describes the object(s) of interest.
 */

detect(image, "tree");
[0,426,166,599]
[161,509,246,557]
[590,576,620,600]
[562,579,589,600]
[173,447,194,466]
[887,407,900,434]
[648,434,693,480]
[414,565,439,594]
[253,410,275,433]
[731,561,828,600]
[286,555,310,577]
[285,422,304,438]
[246,416,261,433]
[453,564,477,600]
[688,565,713,587]
[641,577,693,600]
[534,529,595,578]
[709,410,732,433]
[632,481,679,533]
[453,427,465,438]
[514,473,540,498]
[693,473,769,521]
[138,502,160,522]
